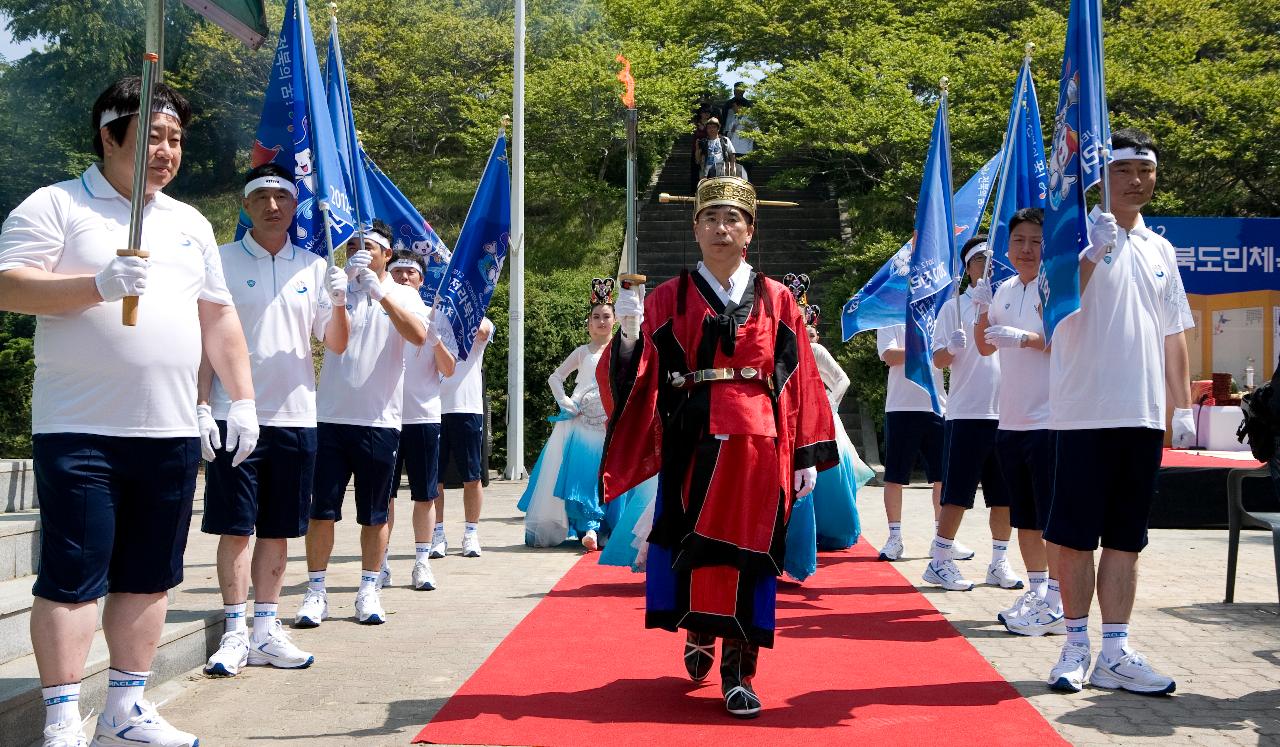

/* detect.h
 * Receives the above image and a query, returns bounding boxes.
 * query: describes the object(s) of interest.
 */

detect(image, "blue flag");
[989,58,1048,280]
[903,96,956,415]
[324,17,375,233]
[360,147,452,300]
[437,134,510,361]
[840,152,1000,340]
[1042,0,1110,339]
[238,0,355,257]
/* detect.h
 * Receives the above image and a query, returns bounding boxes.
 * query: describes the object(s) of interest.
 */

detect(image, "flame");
[616,54,635,109]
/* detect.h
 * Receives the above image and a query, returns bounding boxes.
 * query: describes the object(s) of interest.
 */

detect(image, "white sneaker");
[1005,598,1066,636]
[461,531,482,558]
[355,587,387,624]
[1089,649,1176,695]
[948,539,976,561]
[203,630,249,676]
[1047,642,1092,693]
[429,533,447,559]
[582,529,599,551]
[248,619,314,669]
[92,700,197,746]
[412,559,437,591]
[997,590,1040,624]
[985,558,1025,589]
[43,719,89,747]
[878,534,904,561]
[377,563,392,590]
[922,558,974,591]
[294,588,328,628]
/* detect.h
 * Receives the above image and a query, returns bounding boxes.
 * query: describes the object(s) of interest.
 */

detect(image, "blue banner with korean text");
[1148,217,1280,295]
[436,134,510,361]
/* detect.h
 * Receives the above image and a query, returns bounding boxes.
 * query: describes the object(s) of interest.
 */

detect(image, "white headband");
[963,241,990,262]
[1110,146,1157,166]
[243,175,298,198]
[352,231,391,251]
[388,259,423,273]
[98,105,181,129]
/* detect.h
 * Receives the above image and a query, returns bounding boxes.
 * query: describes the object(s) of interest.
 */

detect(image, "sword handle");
[118,247,149,327]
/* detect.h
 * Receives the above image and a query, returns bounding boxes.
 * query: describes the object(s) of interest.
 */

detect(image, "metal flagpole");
[120,0,166,326]
[504,0,527,479]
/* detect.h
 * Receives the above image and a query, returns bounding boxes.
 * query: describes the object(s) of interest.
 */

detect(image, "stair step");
[0,512,38,583]
[0,461,37,514]
[0,607,220,747]
[0,573,108,667]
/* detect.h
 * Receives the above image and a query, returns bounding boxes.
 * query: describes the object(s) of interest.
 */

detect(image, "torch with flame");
[616,54,635,109]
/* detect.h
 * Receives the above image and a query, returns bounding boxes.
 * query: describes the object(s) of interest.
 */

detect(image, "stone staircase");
[0,461,222,747]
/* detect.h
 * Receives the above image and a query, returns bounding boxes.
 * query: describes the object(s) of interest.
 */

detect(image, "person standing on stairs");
[198,163,351,677]
[0,77,256,747]
[600,176,838,719]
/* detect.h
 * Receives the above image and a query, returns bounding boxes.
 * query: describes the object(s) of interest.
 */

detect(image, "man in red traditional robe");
[597,176,838,718]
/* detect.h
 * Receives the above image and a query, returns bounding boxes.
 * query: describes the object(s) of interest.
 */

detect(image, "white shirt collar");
[239,231,298,261]
[1088,204,1151,238]
[80,164,173,209]
[696,260,753,306]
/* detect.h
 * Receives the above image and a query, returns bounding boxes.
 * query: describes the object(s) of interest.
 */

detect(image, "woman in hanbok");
[520,279,628,550]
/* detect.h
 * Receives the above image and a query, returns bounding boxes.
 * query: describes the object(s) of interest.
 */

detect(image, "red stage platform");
[1155,449,1269,528]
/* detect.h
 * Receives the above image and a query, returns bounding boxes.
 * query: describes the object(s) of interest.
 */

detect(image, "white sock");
[1045,578,1063,614]
[42,683,80,728]
[307,569,326,593]
[223,602,247,635]
[991,540,1009,564]
[464,521,479,535]
[433,522,445,538]
[1027,570,1049,599]
[1101,623,1131,659]
[359,570,380,592]
[252,602,278,640]
[929,534,952,564]
[1065,617,1089,648]
[104,668,148,724]
[415,542,432,562]
[887,522,902,538]
[381,549,391,571]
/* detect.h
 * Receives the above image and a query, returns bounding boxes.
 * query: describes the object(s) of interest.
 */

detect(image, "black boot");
[720,638,762,718]
[683,631,716,682]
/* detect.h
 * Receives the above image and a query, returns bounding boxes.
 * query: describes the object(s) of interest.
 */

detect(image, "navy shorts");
[32,433,199,603]
[883,411,944,485]
[439,413,484,484]
[995,429,1055,531]
[203,424,316,539]
[395,422,441,502]
[1043,428,1164,552]
[311,423,400,526]
[940,419,1010,509]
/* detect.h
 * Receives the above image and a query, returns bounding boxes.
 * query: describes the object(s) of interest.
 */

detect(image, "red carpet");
[414,541,1065,746]
[1161,448,1262,469]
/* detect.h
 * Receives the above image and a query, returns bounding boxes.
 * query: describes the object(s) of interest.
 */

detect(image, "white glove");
[794,466,818,499]
[1083,212,1120,263]
[326,266,348,306]
[945,328,968,355]
[1171,407,1196,449]
[95,255,148,302]
[224,399,259,468]
[196,404,220,462]
[557,396,579,415]
[615,285,644,340]
[355,268,385,302]
[984,325,1029,349]
[345,248,372,280]
[969,278,993,311]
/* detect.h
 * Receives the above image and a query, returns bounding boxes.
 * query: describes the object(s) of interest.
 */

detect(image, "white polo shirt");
[878,323,946,414]
[1049,208,1194,431]
[442,317,494,416]
[0,164,231,437]
[209,234,333,427]
[931,290,999,420]
[317,273,428,428]
[402,310,458,425]
[988,275,1050,430]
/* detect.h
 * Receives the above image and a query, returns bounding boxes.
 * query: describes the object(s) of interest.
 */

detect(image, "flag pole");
[938,76,964,304]
[1095,0,1112,214]
[120,0,166,326]
[505,0,527,480]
